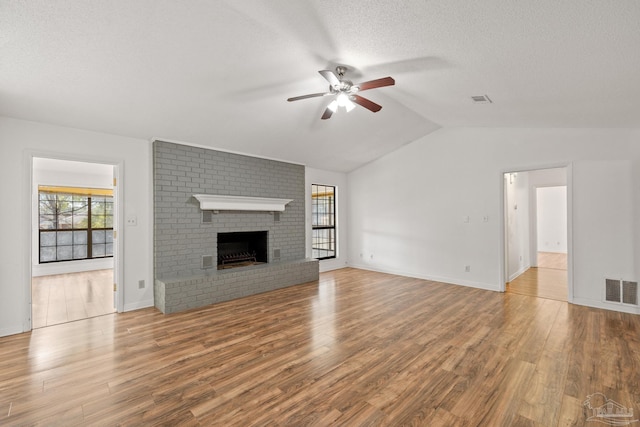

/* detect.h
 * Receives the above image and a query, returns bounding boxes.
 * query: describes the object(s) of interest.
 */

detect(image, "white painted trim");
[22,151,32,332]
[114,161,125,313]
[24,150,126,332]
[508,264,530,282]
[151,137,306,167]
[572,297,640,315]
[193,194,292,212]
[124,299,154,312]
[319,258,349,272]
[498,162,574,301]
[566,163,574,304]
[347,262,501,292]
[32,258,113,277]
[147,141,155,309]
[0,325,24,337]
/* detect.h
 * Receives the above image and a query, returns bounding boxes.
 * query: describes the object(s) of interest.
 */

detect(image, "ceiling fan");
[287,66,395,120]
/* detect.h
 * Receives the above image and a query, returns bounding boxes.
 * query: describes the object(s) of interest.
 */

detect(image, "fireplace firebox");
[217,231,268,269]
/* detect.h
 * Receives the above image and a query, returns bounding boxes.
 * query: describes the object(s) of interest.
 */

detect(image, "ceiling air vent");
[471,95,492,104]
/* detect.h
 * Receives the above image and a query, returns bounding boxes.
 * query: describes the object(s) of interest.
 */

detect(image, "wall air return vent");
[622,281,638,305]
[604,278,639,306]
[605,278,621,303]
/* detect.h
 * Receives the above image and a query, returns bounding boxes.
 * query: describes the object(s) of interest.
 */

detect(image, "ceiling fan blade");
[319,69,340,86]
[356,76,395,92]
[351,94,383,112]
[321,106,334,120]
[287,92,330,102]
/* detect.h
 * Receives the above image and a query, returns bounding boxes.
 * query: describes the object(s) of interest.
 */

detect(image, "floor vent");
[605,278,639,306]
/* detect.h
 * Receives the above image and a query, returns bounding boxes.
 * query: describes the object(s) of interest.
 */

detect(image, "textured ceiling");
[2,1,640,172]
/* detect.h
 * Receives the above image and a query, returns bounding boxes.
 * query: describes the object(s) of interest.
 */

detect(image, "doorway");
[503,167,570,301]
[31,157,119,328]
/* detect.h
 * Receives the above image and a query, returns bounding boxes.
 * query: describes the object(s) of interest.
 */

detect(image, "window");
[38,187,114,263]
[311,184,336,259]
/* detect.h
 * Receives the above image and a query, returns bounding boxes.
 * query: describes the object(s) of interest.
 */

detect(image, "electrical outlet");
[138,279,145,289]
[465,265,471,272]
[126,215,137,226]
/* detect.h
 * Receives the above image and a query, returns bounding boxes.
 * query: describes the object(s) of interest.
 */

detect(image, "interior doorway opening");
[503,167,570,301]
[31,157,118,328]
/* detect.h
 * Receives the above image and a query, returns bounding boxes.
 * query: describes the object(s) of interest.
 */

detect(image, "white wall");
[32,159,114,276]
[0,117,153,337]
[536,186,568,253]
[505,172,530,281]
[348,127,639,313]
[305,167,348,272]
[527,168,567,266]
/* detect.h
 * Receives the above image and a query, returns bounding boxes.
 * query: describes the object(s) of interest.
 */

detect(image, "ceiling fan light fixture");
[288,66,395,119]
[337,93,356,112]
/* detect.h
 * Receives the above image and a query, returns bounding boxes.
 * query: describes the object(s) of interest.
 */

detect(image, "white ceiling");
[3,1,640,172]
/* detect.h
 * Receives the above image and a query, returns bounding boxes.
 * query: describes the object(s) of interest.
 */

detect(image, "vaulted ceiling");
[2,1,639,172]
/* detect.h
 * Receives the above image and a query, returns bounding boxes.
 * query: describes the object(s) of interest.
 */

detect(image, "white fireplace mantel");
[193,194,293,212]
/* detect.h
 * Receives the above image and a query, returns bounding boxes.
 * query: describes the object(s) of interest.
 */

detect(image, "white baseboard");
[571,297,640,315]
[347,262,500,292]
[124,299,154,312]
[319,258,349,273]
[0,325,25,338]
[508,264,530,282]
[32,258,113,277]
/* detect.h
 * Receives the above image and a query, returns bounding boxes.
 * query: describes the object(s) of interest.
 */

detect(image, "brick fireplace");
[152,141,318,314]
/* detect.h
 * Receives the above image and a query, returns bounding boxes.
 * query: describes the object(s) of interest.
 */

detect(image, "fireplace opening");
[217,231,268,269]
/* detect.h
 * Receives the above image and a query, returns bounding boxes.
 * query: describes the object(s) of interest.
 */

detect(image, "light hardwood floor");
[2,268,639,426]
[507,252,568,301]
[537,252,568,270]
[32,269,115,329]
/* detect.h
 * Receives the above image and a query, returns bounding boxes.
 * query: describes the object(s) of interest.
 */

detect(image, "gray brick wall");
[154,140,306,279]
[154,259,319,314]
[153,141,318,313]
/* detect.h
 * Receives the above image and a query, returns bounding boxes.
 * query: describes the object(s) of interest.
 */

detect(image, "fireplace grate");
[219,251,257,267]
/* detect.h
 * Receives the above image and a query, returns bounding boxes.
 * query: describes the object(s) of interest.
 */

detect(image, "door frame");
[24,150,125,330]
[498,163,574,303]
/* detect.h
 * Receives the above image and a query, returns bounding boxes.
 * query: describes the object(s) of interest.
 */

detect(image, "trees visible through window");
[312,184,336,260]
[38,187,114,263]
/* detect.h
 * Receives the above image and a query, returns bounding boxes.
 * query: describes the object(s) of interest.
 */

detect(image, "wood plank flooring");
[507,268,568,301]
[507,252,568,301]
[537,252,568,270]
[2,268,639,426]
[31,270,115,329]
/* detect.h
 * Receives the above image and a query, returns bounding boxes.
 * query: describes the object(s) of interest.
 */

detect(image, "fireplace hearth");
[217,231,267,269]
